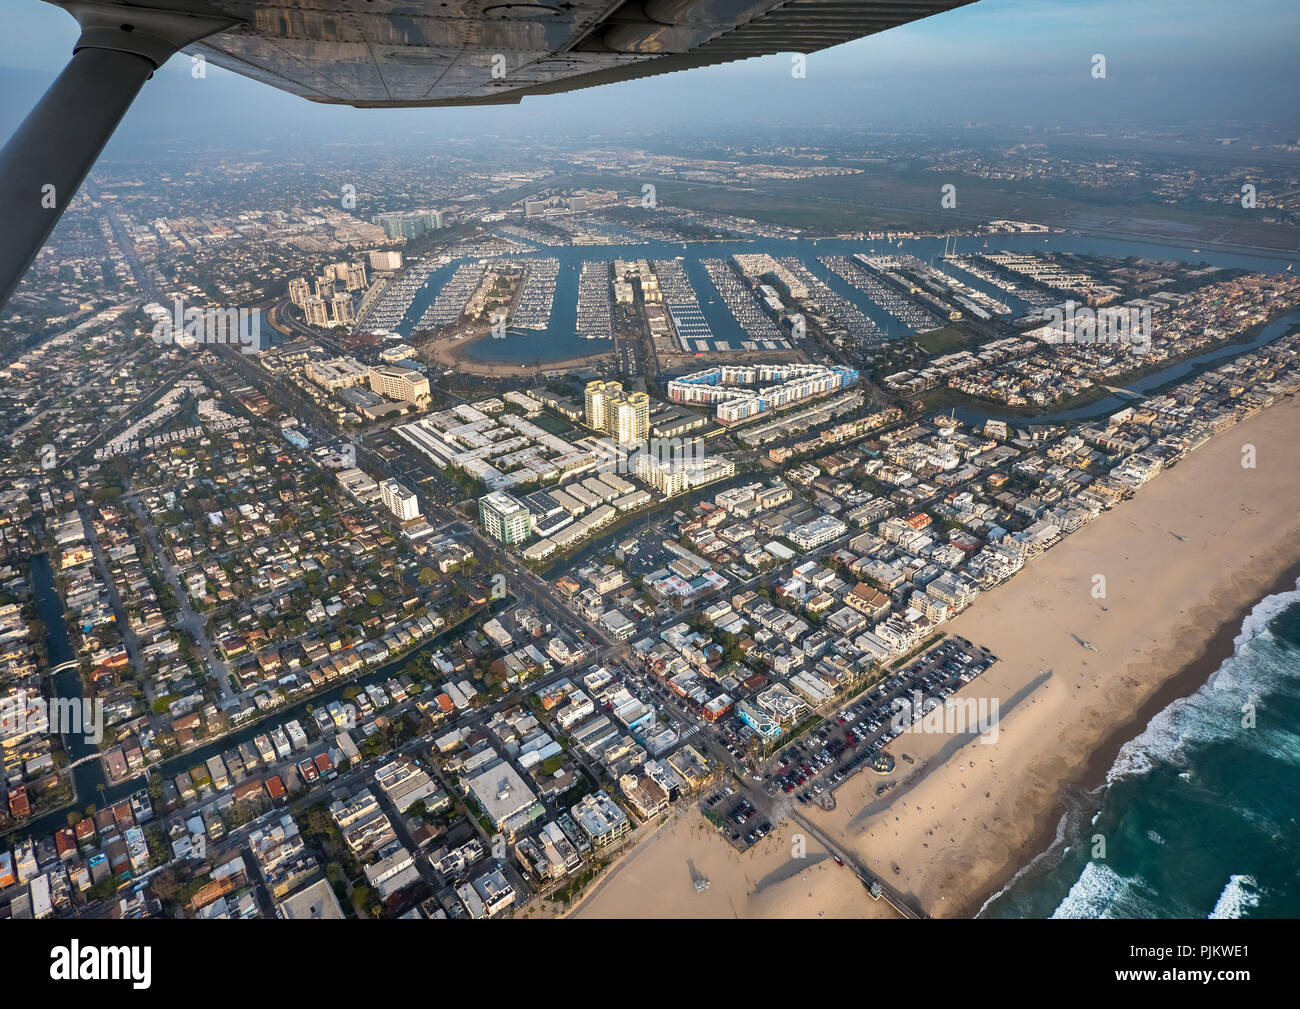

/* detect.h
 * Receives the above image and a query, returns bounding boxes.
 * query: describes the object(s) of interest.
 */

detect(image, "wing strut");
[0,2,239,310]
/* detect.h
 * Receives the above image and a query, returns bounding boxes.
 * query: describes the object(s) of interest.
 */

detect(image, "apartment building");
[379,478,420,522]
[369,365,430,405]
[305,356,369,391]
[584,380,649,444]
[479,491,533,546]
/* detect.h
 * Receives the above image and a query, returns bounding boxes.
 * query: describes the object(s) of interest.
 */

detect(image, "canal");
[944,307,1300,427]
[13,557,510,841]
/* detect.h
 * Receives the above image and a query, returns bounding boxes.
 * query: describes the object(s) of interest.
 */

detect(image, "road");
[124,493,234,700]
[73,492,151,700]
[182,337,935,919]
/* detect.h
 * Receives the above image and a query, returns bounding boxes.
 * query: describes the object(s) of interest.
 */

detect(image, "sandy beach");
[812,393,1300,917]
[558,394,1300,919]
[564,808,899,919]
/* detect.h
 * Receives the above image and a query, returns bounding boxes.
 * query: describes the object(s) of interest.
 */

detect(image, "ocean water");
[980,580,1300,919]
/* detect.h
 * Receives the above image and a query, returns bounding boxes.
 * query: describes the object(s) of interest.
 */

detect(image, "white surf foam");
[1208,874,1262,919]
[1050,860,1132,918]
[1107,579,1300,782]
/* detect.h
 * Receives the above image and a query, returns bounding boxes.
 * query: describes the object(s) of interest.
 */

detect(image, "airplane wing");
[182,0,977,108]
[0,0,977,309]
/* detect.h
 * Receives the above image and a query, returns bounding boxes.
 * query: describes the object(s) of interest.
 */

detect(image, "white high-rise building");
[611,391,649,445]
[288,277,311,307]
[380,478,420,522]
[369,250,403,271]
[368,365,430,405]
[585,379,614,433]
[329,293,354,325]
[303,297,330,327]
[585,380,648,444]
[479,491,532,546]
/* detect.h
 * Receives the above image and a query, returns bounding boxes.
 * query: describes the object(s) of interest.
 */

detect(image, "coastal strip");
[971,556,1300,918]
[815,393,1300,918]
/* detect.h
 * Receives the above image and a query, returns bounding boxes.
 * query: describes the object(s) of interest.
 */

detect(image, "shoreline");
[961,555,1300,918]
[814,393,1300,919]
[547,396,1300,920]
[554,807,682,919]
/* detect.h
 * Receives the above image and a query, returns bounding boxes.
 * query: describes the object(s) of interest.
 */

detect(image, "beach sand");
[529,395,1298,919]
[564,808,899,919]
[811,393,1300,917]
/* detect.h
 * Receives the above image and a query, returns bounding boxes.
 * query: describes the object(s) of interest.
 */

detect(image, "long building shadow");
[844,669,1054,833]
[751,852,830,895]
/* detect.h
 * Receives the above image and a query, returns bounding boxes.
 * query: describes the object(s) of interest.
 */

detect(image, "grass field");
[914,327,970,355]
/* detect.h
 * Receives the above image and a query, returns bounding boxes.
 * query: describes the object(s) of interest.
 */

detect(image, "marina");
[349,232,1297,366]
[507,257,560,331]
[417,260,486,329]
[700,258,789,349]
[575,261,614,340]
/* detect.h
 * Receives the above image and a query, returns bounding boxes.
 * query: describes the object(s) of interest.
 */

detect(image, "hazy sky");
[3,0,1298,145]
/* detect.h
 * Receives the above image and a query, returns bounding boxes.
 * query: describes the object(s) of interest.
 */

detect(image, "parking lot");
[617,523,679,580]
[701,786,772,851]
[763,636,997,805]
[614,337,644,378]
